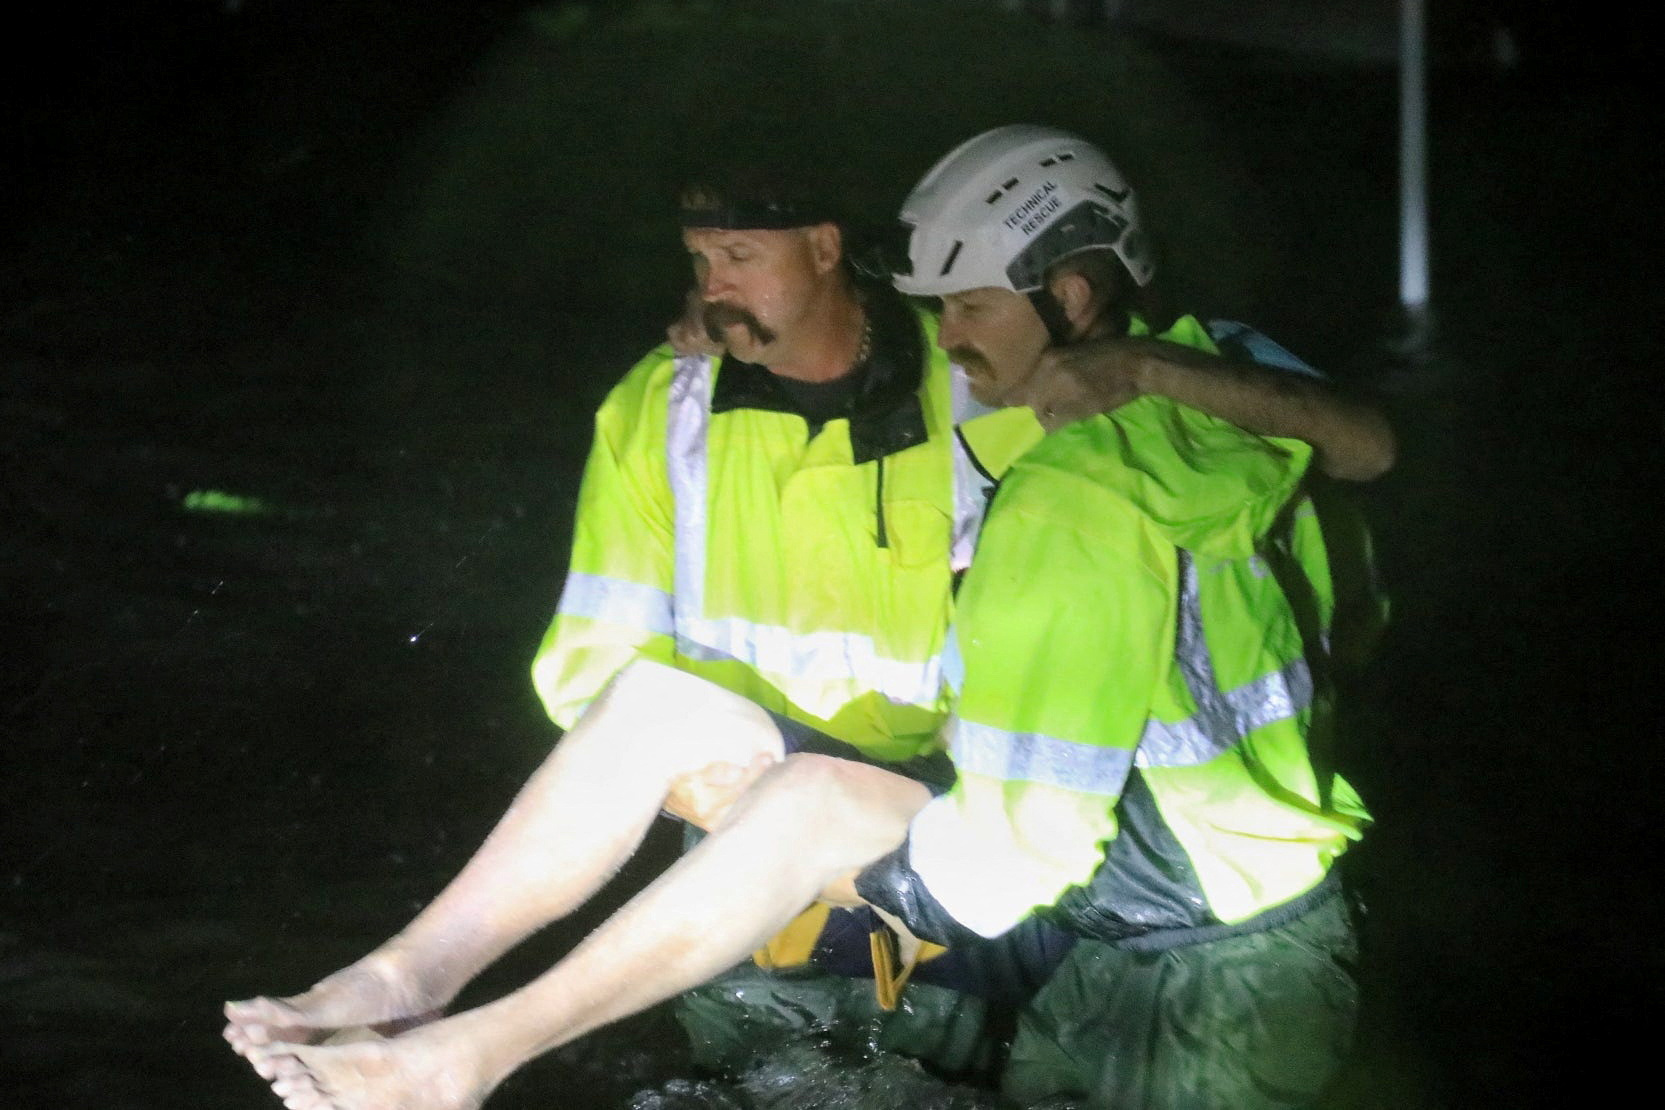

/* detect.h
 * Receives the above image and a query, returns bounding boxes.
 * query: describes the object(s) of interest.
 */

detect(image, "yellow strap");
[752,902,833,970]
[868,924,948,1011]
[754,903,948,1011]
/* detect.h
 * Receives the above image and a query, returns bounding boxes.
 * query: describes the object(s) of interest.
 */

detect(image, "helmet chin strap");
[1027,288,1130,347]
[1027,288,1075,346]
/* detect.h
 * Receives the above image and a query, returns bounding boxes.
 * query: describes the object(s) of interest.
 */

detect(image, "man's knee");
[749,754,929,864]
[583,661,786,769]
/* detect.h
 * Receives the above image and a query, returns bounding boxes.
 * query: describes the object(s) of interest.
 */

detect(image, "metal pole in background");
[1398,0,1432,353]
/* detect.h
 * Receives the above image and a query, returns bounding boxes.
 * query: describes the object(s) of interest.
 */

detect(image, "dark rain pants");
[1003,890,1363,1109]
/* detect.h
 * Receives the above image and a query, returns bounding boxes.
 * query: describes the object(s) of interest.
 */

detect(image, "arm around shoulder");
[1028,336,1397,481]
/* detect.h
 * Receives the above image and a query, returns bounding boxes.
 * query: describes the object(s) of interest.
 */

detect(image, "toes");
[225,1020,268,1061]
[271,1072,312,1102]
[277,1084,326,1110]
[226,998,288,1044]
[225,996,271,1022]
[247,1044,294,1083]
[262,1051,329,1110]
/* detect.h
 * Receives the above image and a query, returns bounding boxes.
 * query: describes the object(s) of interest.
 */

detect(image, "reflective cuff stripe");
[555,572,675,638]
[950,717,1134,796]
[1138,549,1313,768]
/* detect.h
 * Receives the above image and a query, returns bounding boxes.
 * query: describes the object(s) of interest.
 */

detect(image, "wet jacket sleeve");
[530,353,678,730]
[861,463,1172,940]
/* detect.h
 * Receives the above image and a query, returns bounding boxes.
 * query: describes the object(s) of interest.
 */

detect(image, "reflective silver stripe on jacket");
[554,572,675,638]
[941,624,966,694]
[1136,549,1313,768]
[951,716,1135,796]
[949,363,998,571]
[666,354,716,634]
[662,355,942,713]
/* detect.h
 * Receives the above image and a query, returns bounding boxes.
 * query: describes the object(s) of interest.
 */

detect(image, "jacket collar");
[710,284,928,464]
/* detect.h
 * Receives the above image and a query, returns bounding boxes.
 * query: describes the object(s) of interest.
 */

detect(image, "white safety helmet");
[892,124,1154,298]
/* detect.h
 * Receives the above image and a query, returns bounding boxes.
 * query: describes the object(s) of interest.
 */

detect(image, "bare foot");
[250,1022,491,1110]
[224,952,445,1061]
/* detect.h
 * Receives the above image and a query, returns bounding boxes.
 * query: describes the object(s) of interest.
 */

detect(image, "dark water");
[3,3,1659,1107]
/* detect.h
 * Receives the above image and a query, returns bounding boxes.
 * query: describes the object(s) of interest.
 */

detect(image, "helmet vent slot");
[939,240,964,276]
[984,177,1023,205]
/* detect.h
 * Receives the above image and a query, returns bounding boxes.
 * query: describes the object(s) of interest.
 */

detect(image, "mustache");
[703,303,777,347]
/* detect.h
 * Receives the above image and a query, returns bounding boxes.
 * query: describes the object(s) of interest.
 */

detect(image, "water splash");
[629,1041,1015,1109]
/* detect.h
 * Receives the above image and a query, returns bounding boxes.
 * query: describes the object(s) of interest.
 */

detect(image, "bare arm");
[1023,337,1397,481]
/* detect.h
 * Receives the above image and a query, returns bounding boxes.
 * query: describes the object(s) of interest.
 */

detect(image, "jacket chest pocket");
[878,497,952,571]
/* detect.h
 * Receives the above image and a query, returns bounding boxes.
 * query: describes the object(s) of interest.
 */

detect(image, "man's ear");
[806,222,844,275]
[1046,270,1098,339]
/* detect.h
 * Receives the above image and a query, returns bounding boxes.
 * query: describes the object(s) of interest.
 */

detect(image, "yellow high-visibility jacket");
[859,317,1372,947]
[531,293,1028,761]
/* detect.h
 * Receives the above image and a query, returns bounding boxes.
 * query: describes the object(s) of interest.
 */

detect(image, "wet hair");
[1044,248,1168,338]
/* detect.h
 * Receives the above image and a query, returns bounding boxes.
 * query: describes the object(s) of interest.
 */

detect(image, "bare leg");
[248,754,931,1110]
[225,661,785,1063]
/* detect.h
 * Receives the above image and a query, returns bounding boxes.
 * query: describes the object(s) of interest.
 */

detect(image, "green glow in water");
[182,490,273,516]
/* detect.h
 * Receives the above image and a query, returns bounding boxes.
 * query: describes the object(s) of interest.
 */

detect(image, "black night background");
[2,2,1659,1107]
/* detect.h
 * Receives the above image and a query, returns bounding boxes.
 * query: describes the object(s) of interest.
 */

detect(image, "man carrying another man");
[227,126,1383,1110]
[856,125,1371,1107]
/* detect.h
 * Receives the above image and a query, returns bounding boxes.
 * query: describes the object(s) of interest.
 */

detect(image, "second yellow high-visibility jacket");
[857,316,1372,947]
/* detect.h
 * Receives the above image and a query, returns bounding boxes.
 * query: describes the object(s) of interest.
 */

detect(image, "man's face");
[682,227,826,365]
[937,287,1051,407]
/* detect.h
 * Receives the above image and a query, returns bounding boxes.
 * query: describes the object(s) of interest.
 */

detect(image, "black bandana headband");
[678,198,833,231]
